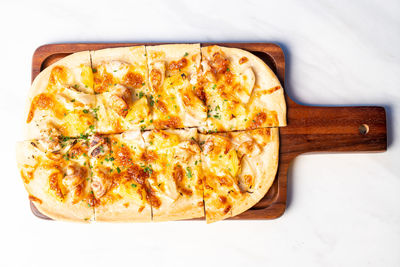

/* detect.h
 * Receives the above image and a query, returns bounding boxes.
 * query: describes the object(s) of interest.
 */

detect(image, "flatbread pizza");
[18,44,286,223]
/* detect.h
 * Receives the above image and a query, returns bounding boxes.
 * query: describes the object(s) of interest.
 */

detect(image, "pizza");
[142,129,204,221]
[199,128,278,223]
[18,44,286,223]
[198,45,286,132]
[91,46,151,134]
[89,131,152,222]
[16,138,94,222]
[147,44,207,129]
[25,51,96,140]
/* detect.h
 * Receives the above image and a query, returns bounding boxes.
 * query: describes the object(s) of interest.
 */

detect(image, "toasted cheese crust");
[20,44,285,223]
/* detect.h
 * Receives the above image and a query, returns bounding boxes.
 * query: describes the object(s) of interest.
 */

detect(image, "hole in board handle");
[359,124,369,135]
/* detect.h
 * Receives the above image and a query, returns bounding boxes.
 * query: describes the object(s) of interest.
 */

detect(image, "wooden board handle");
[280,99,387,155]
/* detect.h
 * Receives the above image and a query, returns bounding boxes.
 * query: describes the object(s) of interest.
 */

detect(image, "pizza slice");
[142,129,204,221]
[89,131,152,222]
[198,45,286,132]
[16,138,94,222]
[199,128,279,223]
[146,44,207,129]
[25,87,97,140]
[91,46,152,133]
[26,51,97,140]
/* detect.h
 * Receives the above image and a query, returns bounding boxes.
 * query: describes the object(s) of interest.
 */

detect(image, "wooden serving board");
[29,43,387,221]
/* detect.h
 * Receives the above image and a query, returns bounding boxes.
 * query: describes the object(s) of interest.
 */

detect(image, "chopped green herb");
[131,184,137,188]
[138,92,145,99]
[83,109,89,114]
[186,167,193,179]
[184,52,189,57]
[116,167,121,173]
[149,95,155,106]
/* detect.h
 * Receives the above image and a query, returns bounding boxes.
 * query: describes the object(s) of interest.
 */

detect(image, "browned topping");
[114,146,132,167]
[123,72,144,89]
[89,135,109,158]
[249,112,267,129]
[27,93,56,123]
[154,116,182,129]
[205,184,213,190]
[71,183,84,204]
[94,71,113,94]
[138,206,145,212]
[123,202,130,208]
[168,58,188,71]
[225,71,233,84]
[69,142,89,158]
[194,86,206,104]
[146,187,161,208]
[243,175,254,189]
[172,165,193,196]
[141,151,158,162]
[218,176,233,187]
[239,57,248,64]
[264,85,281,94]
[219,196,227,204]
[20,164,37,184]
[197,201,204,207]
[127,164,149,186]
[109,94,129,117]
[182,93,191,107]
[150,69,162,90]
[155,100,168,113]
[28,195,42,204]
[49,172,64,200]
[48,66,67,86]
[223,204,232,215]
[210,52,229,74]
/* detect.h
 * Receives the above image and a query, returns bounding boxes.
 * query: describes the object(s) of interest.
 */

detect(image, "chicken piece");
[174,140,201,161]
[149,61,166,92]
[88,135,110,158]
[91,167,112,199]
[107,84,131,117]
[62,163,85,189]
[38,126,62,152]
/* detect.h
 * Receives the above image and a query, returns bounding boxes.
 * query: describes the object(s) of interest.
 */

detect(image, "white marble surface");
[0,0,399,266]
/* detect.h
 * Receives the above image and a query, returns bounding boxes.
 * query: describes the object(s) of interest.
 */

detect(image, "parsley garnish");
[149,95,155,106]
[186,167,193,179]
[184,52,189,57]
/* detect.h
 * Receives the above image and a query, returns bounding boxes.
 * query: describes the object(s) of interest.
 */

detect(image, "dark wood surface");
[29,43,387,221]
